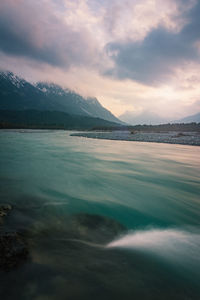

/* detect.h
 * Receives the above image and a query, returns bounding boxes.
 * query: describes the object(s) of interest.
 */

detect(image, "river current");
[0,130,200,300]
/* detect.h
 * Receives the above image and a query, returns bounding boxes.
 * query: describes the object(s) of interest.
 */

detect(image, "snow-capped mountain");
[0,71,121,124]
[0,71,28,89]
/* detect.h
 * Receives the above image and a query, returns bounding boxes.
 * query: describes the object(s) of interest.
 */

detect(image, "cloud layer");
[0,0,100,68]
[106,0,200,84]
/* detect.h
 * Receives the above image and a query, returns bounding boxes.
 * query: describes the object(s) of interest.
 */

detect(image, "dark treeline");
[0,110,118,130]
[0,122,66,130]
[0,110,200,132]
[92,123,200,132]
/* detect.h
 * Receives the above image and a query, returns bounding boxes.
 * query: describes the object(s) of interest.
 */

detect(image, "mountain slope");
[0,71,121,124]
[175,112,200,123]
[36,82,121,123]
[119,110,168,125]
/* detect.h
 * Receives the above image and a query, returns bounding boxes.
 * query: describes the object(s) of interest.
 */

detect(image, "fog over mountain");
[0,71,122,124]
[175,112,200,124]
[119,111,169,125]
[120,109,200,125]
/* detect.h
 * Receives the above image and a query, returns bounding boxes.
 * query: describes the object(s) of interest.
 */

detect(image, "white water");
[107,228,200,272]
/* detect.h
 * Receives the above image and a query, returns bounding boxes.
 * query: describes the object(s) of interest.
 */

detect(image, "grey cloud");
[0,0,98,68]
[105,0,200,84]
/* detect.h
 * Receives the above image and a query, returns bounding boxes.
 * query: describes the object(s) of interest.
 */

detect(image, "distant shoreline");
[1,128,200,146]
[71,131,200,146]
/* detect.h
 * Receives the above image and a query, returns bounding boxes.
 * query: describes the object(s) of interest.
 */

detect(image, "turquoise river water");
[0,130,200,300]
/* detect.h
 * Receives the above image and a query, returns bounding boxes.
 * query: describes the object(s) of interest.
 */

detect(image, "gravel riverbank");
[71,131,200,146]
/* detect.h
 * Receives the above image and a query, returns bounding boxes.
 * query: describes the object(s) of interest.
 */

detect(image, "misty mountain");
[175,112,200,123]
[0,71,121,124]
[119,111,168,125]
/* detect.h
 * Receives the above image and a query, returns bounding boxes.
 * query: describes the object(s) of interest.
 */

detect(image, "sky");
[0,0,200,119]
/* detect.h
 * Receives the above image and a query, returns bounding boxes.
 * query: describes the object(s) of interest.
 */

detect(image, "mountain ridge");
[119,110,200,125]
[175,112,200,123]
[0,70,122,124]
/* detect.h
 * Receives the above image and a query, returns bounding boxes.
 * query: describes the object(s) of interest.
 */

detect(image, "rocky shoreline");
[71,130,200,146]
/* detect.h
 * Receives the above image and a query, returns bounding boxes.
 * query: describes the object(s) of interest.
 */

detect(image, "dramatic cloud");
[1,0,193,73]
[106,0,200,84]
[0,0,100,68]
[101,0,188,42]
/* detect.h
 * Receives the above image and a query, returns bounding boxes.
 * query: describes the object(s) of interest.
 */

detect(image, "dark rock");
[174,132,188,138]
[0,204,12,223]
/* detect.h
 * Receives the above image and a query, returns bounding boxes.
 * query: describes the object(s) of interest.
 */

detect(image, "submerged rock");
[69,213,126,244]
[30,213,126,246]
[29,213,127,275]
